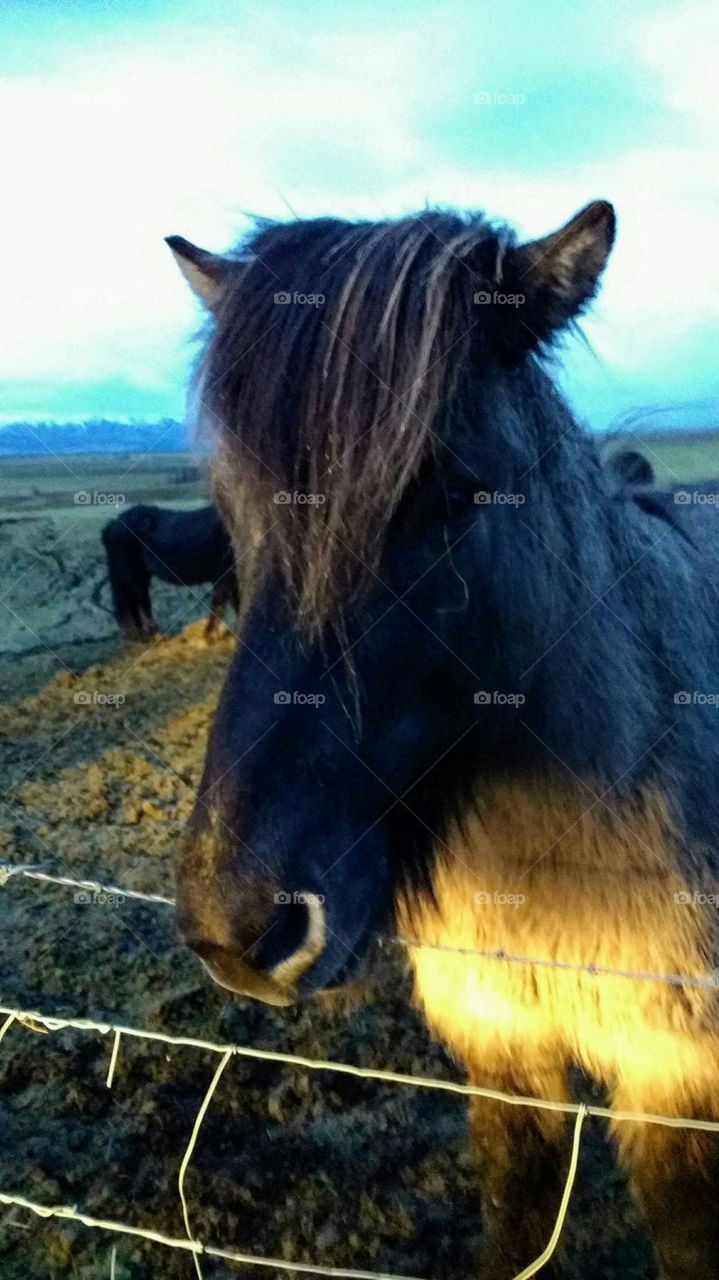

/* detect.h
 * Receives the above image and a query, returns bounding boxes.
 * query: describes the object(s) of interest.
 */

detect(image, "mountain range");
[0,419,190,457]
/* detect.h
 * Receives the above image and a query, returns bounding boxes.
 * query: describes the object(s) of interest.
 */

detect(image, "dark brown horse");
[608,448,719,556]
[169,206,719,1279]
[102,502,237,639]
[606,447,656,487]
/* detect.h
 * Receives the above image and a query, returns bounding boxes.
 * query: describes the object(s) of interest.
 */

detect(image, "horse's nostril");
[253,898,313,972]
[176,890,327,1003]
[256,893,327,989]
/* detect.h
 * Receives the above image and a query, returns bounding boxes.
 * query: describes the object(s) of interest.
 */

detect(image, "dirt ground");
[0,457,659,1279]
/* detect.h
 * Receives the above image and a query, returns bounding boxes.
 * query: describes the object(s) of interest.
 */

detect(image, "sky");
[1,0,717,432]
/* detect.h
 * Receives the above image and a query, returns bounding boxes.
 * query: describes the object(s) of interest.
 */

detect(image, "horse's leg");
[206,569,238,636]
[134,562,157,639]
[103,529,145,640]
[206,579,226,635]
[469,1054,571,1280]
[612,1062,719,1280]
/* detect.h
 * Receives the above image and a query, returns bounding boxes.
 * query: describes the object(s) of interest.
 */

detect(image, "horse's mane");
[198,212,513,634]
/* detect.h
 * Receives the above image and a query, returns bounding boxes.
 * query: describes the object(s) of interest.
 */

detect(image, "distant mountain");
[0,419,191,457]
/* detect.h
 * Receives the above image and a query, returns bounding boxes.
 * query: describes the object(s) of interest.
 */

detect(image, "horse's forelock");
[200,211,501,634]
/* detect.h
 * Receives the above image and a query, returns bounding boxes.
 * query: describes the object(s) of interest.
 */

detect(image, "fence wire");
[2,857,719,1280]
[3,856,718,991]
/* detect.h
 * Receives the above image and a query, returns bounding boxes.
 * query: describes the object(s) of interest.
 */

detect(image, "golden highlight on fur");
[400,775,719,1274]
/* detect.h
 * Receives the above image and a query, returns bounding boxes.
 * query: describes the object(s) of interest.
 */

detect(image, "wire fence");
[3,857,719,990]
[2,856,719,1279]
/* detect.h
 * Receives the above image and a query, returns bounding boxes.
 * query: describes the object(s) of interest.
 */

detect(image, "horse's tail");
[101,516,155,639]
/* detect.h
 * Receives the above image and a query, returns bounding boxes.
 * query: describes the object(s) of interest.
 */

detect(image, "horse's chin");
[199,951,295,1006]
[315,978,369,1015]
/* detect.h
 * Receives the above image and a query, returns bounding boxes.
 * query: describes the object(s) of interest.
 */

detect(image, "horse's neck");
[479,458,666,783]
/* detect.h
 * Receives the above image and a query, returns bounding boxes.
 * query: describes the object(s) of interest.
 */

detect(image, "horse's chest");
[399,777,714,1077]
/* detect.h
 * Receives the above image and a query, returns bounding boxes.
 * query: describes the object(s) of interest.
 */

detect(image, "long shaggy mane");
[199,211,511,634]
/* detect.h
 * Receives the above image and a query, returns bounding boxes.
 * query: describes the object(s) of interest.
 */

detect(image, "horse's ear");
[165,236,232,310]
[498,201,616,358]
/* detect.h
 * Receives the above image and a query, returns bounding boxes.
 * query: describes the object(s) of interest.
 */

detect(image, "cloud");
[0,0,717,426]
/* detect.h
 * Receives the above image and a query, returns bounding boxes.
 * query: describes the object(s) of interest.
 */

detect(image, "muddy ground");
[0,457,659,1279]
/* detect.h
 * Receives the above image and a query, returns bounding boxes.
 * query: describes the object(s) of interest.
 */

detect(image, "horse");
[101,502,237,640]
[169,205,719,1279]
[608,450,719,557]
[606,447,656,487]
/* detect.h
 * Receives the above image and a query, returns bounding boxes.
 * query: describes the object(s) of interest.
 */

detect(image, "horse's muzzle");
[178,892,327,1006]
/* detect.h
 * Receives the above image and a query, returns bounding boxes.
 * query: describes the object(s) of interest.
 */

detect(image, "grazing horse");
[102,503,237,639]
[608,450,719,556]
[169,205,719,1279]
[607,447,655,487]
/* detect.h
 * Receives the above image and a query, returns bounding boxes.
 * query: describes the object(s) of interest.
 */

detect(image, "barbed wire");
[0,1188,428,1280]
[0,859,175,906]
[0,1004,589,1279]
[3,867,719,1278]
[2,1003,719,1132]
[3,857,718,992]
[1,1113,587,1280]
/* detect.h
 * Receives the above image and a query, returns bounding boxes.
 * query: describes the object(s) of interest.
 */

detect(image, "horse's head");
[607,448,655,488]
[170,201,616,1005]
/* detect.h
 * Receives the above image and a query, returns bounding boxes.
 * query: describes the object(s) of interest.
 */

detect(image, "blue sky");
[1,0,717,431]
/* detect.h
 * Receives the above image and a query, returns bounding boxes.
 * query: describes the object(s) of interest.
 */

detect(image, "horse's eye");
[413,480,478,524]
[443,485,477,510]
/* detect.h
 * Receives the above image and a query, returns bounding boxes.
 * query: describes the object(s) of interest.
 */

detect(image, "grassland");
[605,428,719,483]
[0,452,212,692]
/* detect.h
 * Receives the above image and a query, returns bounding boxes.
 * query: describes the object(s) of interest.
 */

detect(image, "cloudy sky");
[1,0,717,430]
